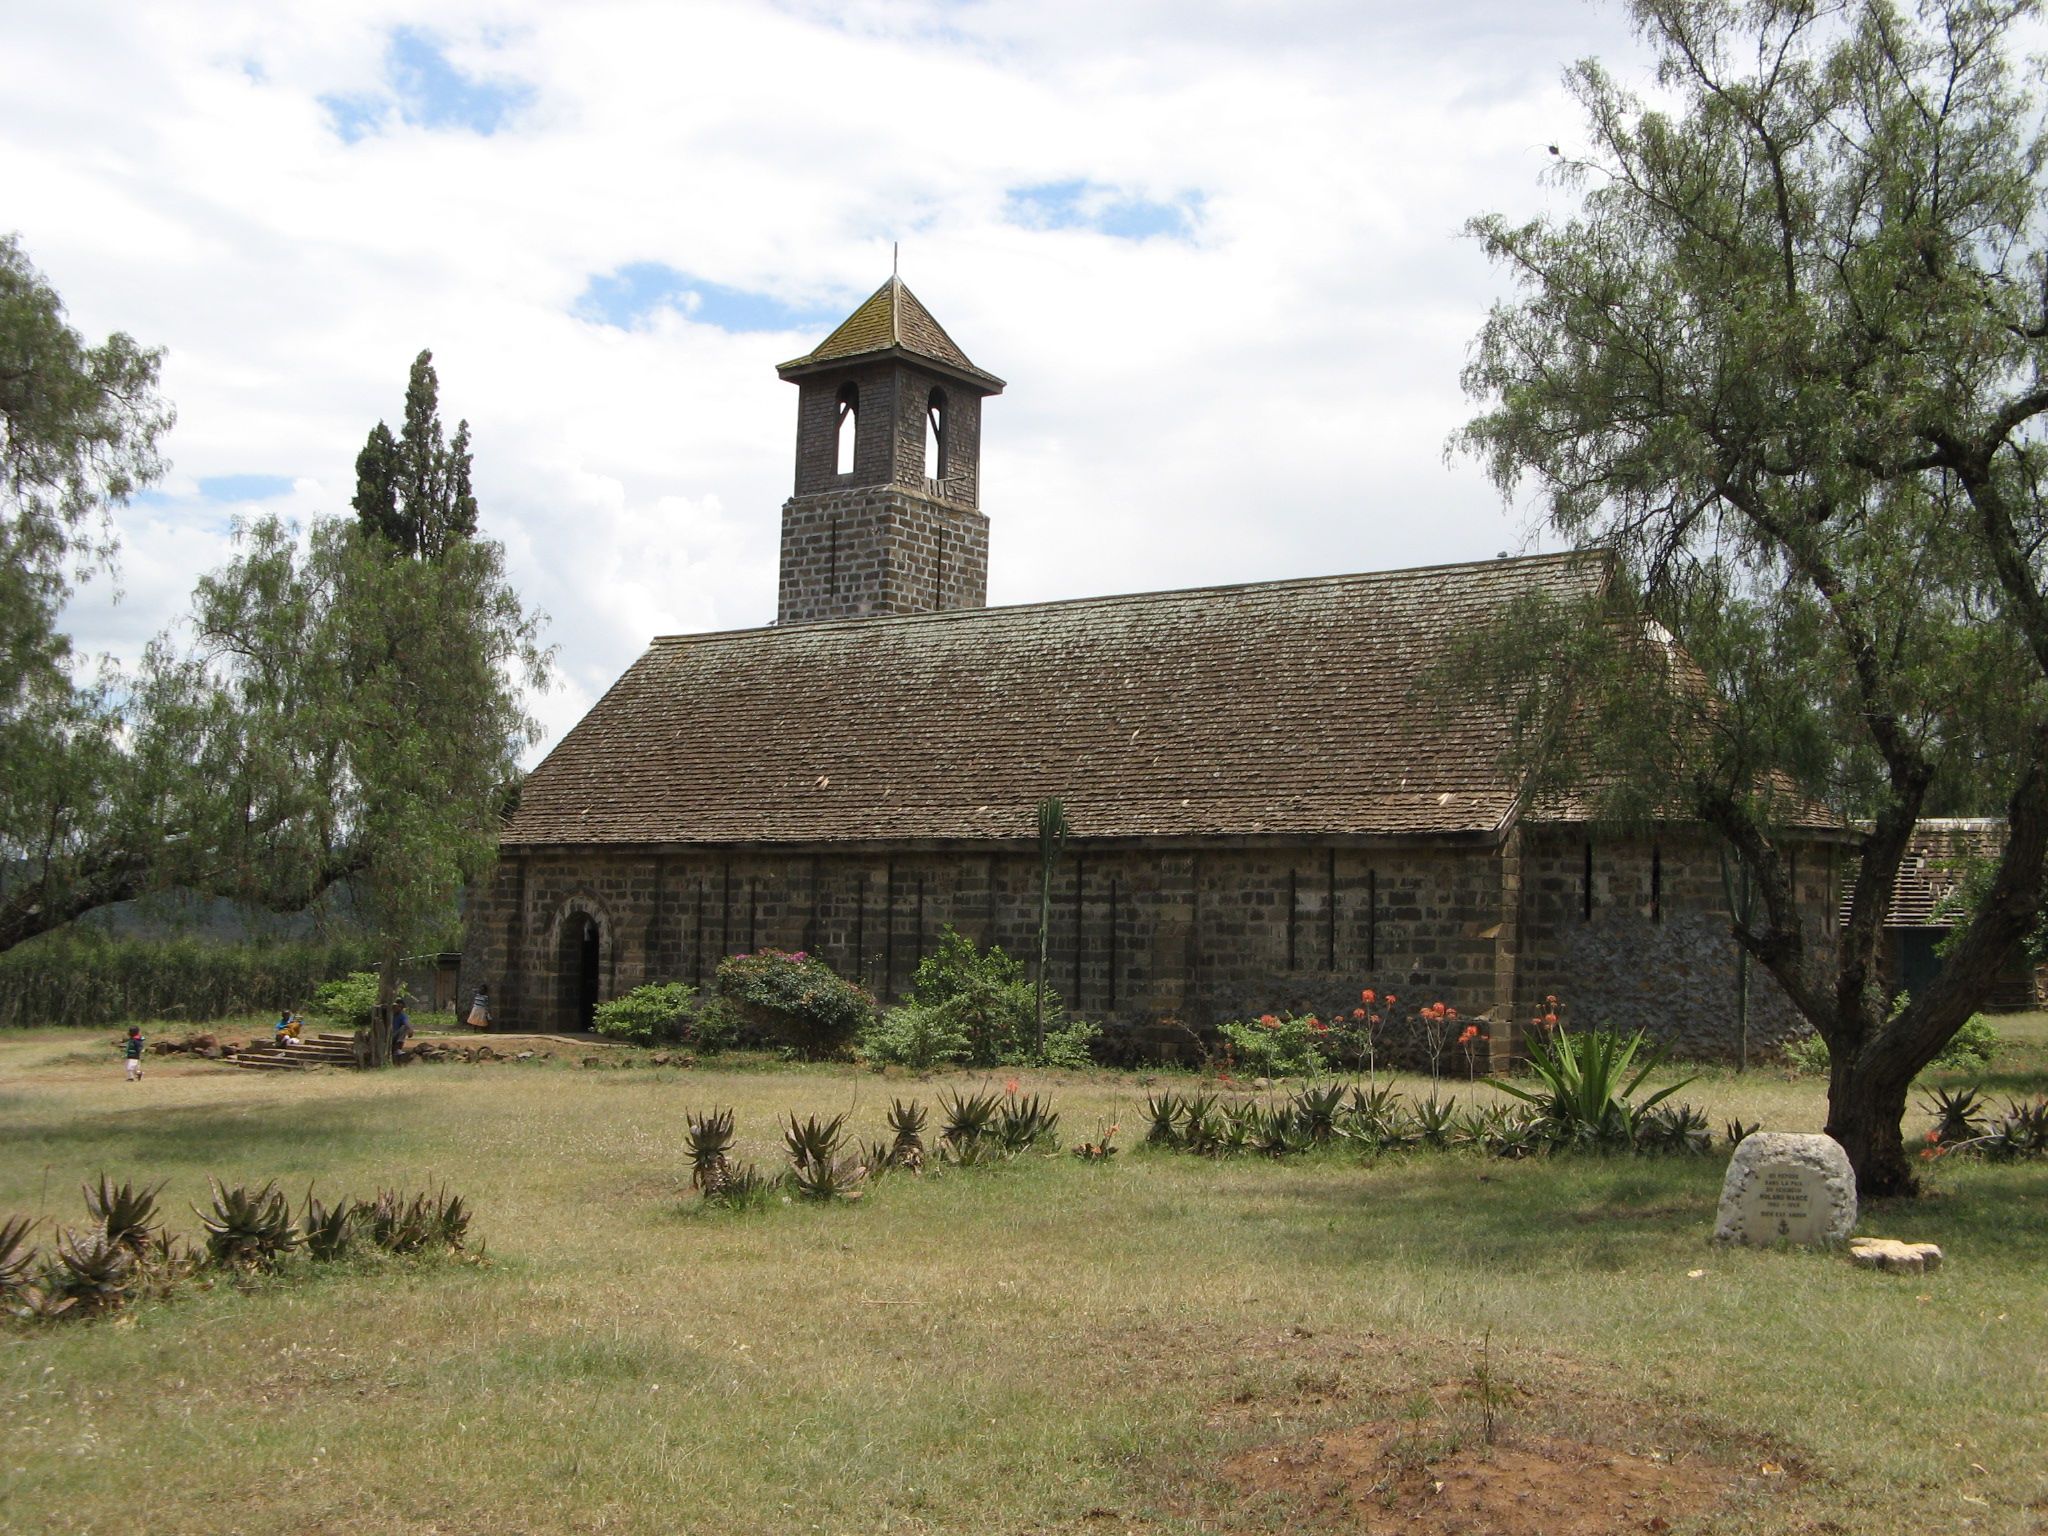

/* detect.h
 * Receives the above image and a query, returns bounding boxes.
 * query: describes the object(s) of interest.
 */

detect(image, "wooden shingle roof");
[504,552,1609,849]
[777,276,1004,392]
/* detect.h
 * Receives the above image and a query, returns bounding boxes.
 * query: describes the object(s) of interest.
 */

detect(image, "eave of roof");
[776,276,1004,393]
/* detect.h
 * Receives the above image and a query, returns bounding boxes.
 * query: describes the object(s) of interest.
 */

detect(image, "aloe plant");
[1495,1026,1693,1148]
[1920,1086,1988,1145]
[1247,1102,1308,1158]
[686,1107,737,1193]
[1636,1101,1713,1156]
[783,1112,849,1172]
[300,1190,356,1261]
[993,1094,1059,1152]
[937,1090,1000,1152]
[49,1227,138,1313]
[703,1162,777,1210]
[886,1098,928,1171]
[83,1174,165,1255]
[1979,1097,2048,1161]
[0,1214,39,1299]
[196,1179,299,1269]
[1289,1082,1347,1146]
[1412,1091,1459,1149]
[1141,1092,1184,1147]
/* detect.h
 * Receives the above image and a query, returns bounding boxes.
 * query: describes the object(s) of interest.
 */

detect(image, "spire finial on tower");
[893,241,899,278]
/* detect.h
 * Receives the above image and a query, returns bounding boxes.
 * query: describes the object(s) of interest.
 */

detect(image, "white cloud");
[14,1,1657,763]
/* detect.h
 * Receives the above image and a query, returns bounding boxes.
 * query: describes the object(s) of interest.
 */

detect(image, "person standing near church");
[120,1026,145,1082]
[466,984,491,1031]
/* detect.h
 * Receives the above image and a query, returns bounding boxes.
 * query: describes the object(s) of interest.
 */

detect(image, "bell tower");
[775,275,1003,625]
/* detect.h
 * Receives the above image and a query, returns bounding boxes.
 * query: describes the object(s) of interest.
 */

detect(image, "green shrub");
[312,971,380,1032]
[858,1002,972,1071]
[715,949,876,1060]
[1216,1013,1334,1078]
[592,981,730,1050]
[1038,1019,1101,1070]
[1781,1030,1831,1075]
[1496,1026,1693,1148]
[1783,1012,2001,1075]
[902,926,1093,1067]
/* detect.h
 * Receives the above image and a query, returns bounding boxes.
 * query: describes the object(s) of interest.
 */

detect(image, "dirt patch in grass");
[1220,1419,1749,1535]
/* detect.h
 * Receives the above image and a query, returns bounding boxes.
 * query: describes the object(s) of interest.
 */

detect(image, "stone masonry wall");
[459,832,1839,1062]
[1511,828,1840,1059]
[777,487,989,624]
[460,841,1513,1052]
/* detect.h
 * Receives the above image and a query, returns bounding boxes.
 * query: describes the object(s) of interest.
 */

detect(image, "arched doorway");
[561,912,601,1031]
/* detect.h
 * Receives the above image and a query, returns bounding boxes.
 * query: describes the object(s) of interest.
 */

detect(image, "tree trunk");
[1824,1046,1917,1199]
[367,950,398,1069]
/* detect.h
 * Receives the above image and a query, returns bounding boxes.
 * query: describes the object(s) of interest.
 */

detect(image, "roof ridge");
[651,548,1601,645]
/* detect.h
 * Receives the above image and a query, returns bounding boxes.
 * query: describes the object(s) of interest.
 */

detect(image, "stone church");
[459,276,1842,1059]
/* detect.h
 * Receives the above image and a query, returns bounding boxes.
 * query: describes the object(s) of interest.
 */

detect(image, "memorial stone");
[1713,1132,1857,1245]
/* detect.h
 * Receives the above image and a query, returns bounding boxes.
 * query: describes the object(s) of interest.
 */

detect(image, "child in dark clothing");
[121,1027,145,1081]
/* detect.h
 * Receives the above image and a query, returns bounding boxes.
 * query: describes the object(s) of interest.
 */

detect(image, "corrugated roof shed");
[505,551,1608,848]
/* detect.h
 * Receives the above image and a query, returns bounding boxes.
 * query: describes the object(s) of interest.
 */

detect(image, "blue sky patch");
[575,263,832,333]
[1004,179,1203,241]
[322,26,533,143]
[197,474,294,502]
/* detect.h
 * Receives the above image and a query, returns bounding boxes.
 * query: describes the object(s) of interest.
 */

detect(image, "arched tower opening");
[835,381,859,476]
[925,387,947,484]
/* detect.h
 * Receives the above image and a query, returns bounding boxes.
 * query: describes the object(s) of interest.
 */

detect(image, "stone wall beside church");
[459,831,1836,1062]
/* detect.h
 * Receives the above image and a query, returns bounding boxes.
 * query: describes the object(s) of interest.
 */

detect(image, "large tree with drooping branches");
[1460,0,2048,1196]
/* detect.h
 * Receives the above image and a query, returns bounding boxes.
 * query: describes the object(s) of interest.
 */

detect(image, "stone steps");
[232,1033,361,1072]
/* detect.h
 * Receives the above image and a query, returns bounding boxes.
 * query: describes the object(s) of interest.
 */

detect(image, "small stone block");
[1713,1132,1858,1246]
[1848,1237,1943,1274]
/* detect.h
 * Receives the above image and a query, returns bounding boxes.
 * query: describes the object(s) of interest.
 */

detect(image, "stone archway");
[548,894,614,1033]
[560,913,600,1031]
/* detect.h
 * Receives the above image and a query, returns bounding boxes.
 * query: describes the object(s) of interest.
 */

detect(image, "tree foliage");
[351,349,477,561]
[1459,0,2048,1195]
[172,509,549,1049]
[0,235,173,949]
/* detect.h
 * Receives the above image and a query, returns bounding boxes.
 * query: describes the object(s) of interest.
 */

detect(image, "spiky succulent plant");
[886,1098,927,1171]
[0,1214,39,1298]
[1141,1092,1184,1147]
[196,1179,299,1269]
[993,1094,1059,1153]
[300,1189,356,1261]
[49,1227,138,1313]
[783,1112,849,1173]
[1920,1086,1989,1145]
[83,1174,165,1255]
[938,1089,1000,1151]
[686,1107,737,1196]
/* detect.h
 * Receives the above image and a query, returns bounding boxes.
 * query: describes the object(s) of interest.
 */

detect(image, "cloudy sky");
[6,1,1653,756]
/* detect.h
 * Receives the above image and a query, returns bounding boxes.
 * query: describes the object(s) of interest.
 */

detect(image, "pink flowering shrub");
[715,948,877,1059]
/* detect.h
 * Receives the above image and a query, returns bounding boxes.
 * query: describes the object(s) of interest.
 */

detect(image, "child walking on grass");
[121,1026,145,1081]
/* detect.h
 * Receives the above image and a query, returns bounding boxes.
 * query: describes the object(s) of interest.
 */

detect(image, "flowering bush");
[714,949,877,1060]
[1216,1012,1335,1077]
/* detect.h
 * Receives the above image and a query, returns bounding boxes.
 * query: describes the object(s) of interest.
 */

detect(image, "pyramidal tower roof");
[777,275,1004,393]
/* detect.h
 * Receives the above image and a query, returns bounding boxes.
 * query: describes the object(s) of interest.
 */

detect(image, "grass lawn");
[1,1015,2044,1535]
